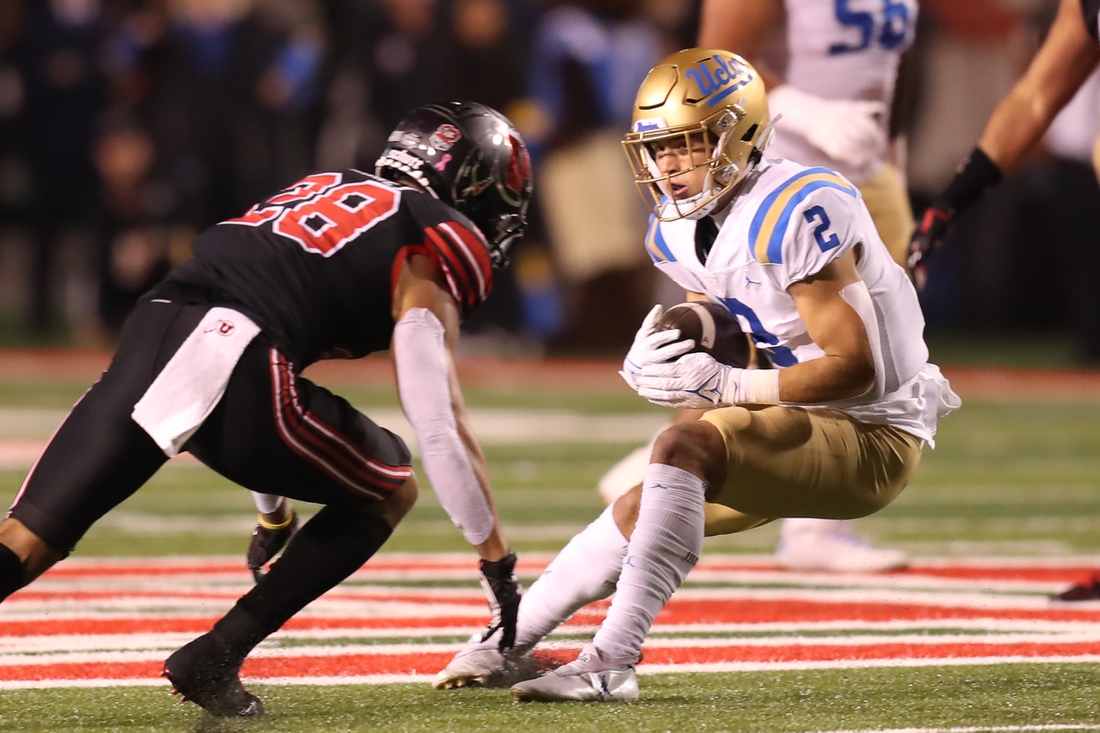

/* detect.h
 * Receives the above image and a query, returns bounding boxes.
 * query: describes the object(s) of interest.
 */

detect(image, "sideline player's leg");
[162,341,417,717]
[512,405,921,702]
[774,517,908,571]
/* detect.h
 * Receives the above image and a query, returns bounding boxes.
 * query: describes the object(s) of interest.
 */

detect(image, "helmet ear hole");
[740,124,759,142]
[715,164,737,184]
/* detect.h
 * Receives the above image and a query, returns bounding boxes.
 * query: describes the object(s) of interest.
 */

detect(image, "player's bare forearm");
[979,0,1100,171]
[782,253,876,403]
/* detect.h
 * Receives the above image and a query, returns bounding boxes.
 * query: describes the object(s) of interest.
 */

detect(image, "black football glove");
[246,509,299,582]
[477,552,522,651]
[906,204,953,292]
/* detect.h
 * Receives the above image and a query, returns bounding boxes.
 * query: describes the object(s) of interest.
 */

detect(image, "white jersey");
[761,0,919,182]
[645,158,954,443]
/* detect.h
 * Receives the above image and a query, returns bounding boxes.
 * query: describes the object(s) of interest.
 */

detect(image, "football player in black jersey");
[906,0,1100,600]
[0,101,533,715]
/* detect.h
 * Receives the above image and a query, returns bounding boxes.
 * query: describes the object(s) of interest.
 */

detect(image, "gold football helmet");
[623,48,773,221]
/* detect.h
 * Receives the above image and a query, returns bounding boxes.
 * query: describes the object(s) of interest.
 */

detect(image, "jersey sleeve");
[421,220,494,314]
[748,167,864,289]
[403,195,494,315]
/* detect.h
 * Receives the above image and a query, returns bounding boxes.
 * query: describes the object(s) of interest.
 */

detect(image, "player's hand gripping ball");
[656,302,750,369]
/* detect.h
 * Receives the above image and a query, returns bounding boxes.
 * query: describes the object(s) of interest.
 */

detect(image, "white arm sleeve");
[838,280,886,402]
[393,307,494,545]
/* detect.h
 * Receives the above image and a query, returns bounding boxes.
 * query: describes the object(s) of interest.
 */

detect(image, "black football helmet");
[376,101,533,268]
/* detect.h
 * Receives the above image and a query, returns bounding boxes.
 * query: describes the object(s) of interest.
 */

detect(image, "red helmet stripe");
[506,134,531,193]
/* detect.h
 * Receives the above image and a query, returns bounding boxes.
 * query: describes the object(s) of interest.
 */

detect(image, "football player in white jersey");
[596,0,920,572]
[434,49,958,701]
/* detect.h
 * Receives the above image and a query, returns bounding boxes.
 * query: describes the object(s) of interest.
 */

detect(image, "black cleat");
[163,633,264,718]
[247,510,299,582]
[1051,573,1100,601]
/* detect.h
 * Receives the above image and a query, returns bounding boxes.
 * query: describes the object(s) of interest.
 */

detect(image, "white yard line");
[6,617,1100,654]
[4,657,1100,693]
[8,630,1100,666]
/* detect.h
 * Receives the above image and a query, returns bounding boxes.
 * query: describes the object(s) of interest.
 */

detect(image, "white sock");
[591,463,705,663]
[251,492,285,515]
[512,505,628,653]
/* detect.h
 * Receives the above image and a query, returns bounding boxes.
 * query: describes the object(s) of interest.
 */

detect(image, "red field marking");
[9,588,488,607]
[5,595,1100,640]
[880,565,1100,583]
[0,615,489,638]
[691,560,1100,584]
[0,618,221,637]
[7,640,1100,685]
[37,556,539,578]
[651,598,1100,625]
[242,653,457,679]
[36,556,1100,585]
[8,557,1100,687]
[0,660,164,682]
[637,641,1100,665]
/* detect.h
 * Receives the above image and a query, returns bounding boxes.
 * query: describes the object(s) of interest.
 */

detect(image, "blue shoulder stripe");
[748,167,857,264]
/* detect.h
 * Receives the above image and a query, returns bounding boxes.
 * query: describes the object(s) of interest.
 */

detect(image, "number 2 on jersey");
[803,205,840,252]
[829,0,912,55]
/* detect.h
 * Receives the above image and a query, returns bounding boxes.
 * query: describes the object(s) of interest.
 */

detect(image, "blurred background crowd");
[0,0,1098,363]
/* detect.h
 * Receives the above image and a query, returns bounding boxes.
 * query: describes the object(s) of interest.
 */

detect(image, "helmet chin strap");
[682,113,782,221]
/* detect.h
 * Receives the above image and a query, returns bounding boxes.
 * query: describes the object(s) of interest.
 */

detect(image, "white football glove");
[636,353,782,409]
[620,305,695,391]
[635,352,735,409]
[768,85,887,169]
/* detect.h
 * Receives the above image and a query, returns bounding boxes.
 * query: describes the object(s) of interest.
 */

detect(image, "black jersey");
[1084,0,1100,41]
[159,170,494,367]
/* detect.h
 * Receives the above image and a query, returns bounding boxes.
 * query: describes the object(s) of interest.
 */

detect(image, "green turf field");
[2,374,1100,732]
[1,664,1099,732]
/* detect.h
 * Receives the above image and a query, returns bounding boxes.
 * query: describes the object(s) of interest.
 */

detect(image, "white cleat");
[511,644,639,702]
[775,523,909,573]
[433,631,538,690]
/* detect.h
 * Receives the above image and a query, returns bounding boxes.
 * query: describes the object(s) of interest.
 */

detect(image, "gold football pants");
[698,405,922,537]
[857,163,914,268]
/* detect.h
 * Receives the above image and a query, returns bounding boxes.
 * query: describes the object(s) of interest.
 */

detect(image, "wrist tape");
[939,146,1003,214]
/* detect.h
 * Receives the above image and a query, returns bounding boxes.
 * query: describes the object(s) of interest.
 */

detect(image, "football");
[656,301,751,368]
